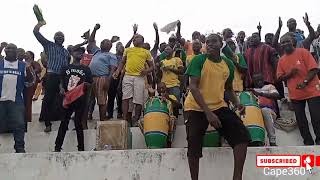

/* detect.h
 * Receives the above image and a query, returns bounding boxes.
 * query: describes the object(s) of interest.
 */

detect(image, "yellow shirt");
[161,57,183,88]
[233,55,244,92]
[184,55,234,111]
[186,54,195,67]
[124,47,152,76]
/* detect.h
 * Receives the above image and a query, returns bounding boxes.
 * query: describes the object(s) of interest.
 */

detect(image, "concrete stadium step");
[1,146,320,180]
[0,124,307,154]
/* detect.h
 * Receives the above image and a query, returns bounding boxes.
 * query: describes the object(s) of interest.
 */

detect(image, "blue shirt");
[88,47,117,77]
[295,32,305,48]
[34,31,69,74]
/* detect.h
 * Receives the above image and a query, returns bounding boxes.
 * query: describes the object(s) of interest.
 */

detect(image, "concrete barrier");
[0,146,320,180]
[0,124,307,153]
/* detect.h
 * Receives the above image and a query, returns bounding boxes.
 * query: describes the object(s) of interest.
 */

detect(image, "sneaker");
[44,126,52,133]
[54,148,61,152]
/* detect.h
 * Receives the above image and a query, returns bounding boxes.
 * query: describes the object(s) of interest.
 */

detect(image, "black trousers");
[291,96,320,144]
[40,73,61,127]
[107,78,122,118]
[55,96,86,151]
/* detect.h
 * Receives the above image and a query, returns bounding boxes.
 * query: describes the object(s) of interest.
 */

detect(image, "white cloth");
[161,21,179,34]
[254,84,278,94]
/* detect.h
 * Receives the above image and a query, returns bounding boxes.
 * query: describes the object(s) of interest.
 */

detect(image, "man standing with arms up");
[113,34,154,126]
[88,24,117,121]
[33,21,70,132]
[184,34,250,180]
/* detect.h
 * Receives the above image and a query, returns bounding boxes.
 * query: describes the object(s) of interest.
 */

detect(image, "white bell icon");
[304,156,312,174]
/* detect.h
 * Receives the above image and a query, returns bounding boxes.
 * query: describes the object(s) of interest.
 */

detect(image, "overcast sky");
[1,0,320,58]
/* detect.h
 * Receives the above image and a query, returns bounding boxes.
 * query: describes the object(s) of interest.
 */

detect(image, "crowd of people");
[1,12,320,180]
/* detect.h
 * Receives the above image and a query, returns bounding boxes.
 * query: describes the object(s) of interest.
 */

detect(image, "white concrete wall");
[0,124,308,153]
[0,147,320,180]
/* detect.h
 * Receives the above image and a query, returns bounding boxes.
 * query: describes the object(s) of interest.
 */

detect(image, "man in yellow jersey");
[184,34,250,180]
[226,38,247,92]
[160,46,184,100]
[160,45,184,117]
[113,34,154,126]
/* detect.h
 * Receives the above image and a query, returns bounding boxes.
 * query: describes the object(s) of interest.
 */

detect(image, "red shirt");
[277,48,320,100]
[80,53,93,66]
[245,43,278,86]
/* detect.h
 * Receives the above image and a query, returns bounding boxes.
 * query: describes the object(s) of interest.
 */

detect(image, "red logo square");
[316,156,320,166]
[301,155,314,167]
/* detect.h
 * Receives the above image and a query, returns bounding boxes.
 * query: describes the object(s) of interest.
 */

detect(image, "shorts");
[93,76,110,105]
[185,107,250,158]
[122,75,146,105]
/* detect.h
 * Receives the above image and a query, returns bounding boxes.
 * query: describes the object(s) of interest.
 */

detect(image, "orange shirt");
[185,41,206,56]
[277,48,320,100]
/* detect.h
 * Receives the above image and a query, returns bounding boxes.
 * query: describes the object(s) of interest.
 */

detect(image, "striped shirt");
[0,59,26,104]
[34,31,69,74]
[245,43,278,87]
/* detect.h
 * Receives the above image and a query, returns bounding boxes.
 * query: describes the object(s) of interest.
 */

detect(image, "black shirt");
[61,64,93,92]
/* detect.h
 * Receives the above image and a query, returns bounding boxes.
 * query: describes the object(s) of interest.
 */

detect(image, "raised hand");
[133,24,138,34]
[303,12,310,25]
[94,24,101,30]
[81,30,90,40]
[278,17,283,28]
[153,22,158,31]
[257,22,262,31]
[177,20,181,28]
[111,36,120,43]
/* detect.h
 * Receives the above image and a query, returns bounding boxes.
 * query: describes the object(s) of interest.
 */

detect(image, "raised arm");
[151,23,160,57]
[176,21,182,44]
[125,24,138,48]
[33,21,50,46]
[87,24,100,52]
[272,17,282,48]
[257,22,262,39]
[302,13,316,49]
[72,40,89,51]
